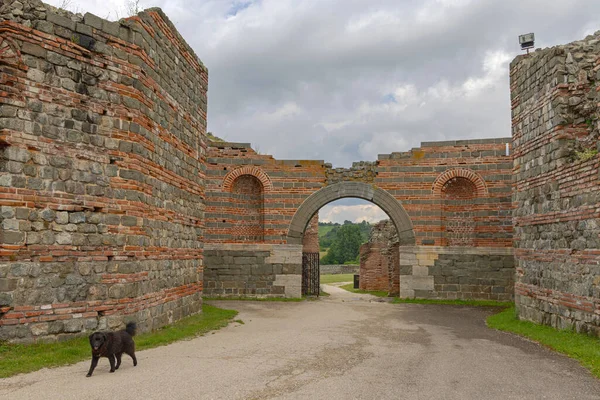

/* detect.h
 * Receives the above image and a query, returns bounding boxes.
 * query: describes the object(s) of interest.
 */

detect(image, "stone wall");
[320,264,358,275]
[0,1,207,342]
[511,32,600,335]
[203,244,302,298]
[325,161,376,184]
[399,247,514,301]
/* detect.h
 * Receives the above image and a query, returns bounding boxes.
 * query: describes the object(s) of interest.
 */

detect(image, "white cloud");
[319,204,388,224]
[44,0,600,168]
[256,102,303,124]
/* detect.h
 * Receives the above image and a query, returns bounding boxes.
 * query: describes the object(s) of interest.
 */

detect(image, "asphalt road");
[1,284,599,400]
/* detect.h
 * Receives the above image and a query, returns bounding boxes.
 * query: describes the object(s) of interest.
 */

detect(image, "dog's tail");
[125,322,137,337]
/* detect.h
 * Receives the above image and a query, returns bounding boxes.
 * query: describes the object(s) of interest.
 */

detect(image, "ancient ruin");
[0,0,598,342]
[511,33,600,335]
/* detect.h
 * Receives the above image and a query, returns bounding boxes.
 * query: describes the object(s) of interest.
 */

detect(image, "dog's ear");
[89,333,94,342]
[102,333,108,342]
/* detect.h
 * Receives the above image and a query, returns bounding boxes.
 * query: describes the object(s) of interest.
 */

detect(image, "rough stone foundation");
[203,244,302,298]
[399,247,514,301]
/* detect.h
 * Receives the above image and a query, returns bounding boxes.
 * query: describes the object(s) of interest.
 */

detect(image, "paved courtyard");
[1,285,598,400]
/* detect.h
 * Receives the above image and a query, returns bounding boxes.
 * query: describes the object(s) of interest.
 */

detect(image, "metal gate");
[302,252,320,296]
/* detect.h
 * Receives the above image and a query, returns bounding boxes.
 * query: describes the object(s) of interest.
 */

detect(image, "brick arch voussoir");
[432,168,488,197]
[287,182,415,246]
[222,166,273,193]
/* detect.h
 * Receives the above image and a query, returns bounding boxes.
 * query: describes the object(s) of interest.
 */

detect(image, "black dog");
[86,322,138,377]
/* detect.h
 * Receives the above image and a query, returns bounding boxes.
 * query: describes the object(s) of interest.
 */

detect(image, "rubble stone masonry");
[0,0,207,341]
[511,32,600,336]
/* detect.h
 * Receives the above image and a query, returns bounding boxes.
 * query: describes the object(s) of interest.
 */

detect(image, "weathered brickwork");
[511,32,600,335]
[442,177,477,246]
[360,219,514,298]
[377,139,513,247]
[0,1,206,342]
[359,220,399,293]
[301,214,319,253]
[230,174,264,241]
[204,138,513,298]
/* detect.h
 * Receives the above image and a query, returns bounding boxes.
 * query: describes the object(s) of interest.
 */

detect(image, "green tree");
[321,223,363,264]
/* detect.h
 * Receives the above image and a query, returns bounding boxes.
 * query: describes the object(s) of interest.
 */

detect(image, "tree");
[321,223,363,264]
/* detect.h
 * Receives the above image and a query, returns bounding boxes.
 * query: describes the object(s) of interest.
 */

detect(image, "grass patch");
[203,296,303,302]
[339,284,389,297]
[392,298,512,307]
[487,306,600,379]
[0,304,237,379]
[320,273,354,284]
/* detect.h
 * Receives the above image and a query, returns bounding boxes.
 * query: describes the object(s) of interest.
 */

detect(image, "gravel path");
[1,285,598,400]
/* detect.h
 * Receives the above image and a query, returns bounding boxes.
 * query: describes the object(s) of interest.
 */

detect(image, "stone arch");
[287,182,415,245]
[431,168,488,197]
[222,166,272,193]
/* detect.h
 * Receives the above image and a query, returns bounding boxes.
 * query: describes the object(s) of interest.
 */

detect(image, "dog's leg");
[109,354,116,373]
[86,356,99,377]
[115,353,122,370]
[126,350,137,367]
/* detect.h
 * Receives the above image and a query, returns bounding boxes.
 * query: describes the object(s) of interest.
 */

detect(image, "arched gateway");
[287,182,416,246]
[287,181,416,296]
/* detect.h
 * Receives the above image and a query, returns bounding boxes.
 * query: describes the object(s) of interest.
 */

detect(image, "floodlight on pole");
[519,33,535,54]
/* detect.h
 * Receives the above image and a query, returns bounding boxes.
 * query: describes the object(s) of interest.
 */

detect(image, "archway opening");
[315,198,398,296]
[288,182,415,297]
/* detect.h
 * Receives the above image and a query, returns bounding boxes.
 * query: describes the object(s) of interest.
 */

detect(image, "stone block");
[63,319,83,333]
[0,278,18,292]
[412,266,429,276]
[30,323,49,336]
[2,231,24,244]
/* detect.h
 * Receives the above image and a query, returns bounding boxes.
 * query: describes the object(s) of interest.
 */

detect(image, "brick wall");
[203,138,513,298]
[231,174,264,241]
[0,1,206,342]
[377,139,513,247]
[359,220,399,293]
[511,32,600,335]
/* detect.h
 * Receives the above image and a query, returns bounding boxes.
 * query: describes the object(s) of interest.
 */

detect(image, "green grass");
[203,296,303,302]
[487,306,600,379]
[392,298,512,307]
[0,304,237,378]
[339,284,389,297]
[320,273,354,284]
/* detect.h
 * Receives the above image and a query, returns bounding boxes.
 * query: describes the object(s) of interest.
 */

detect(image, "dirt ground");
[1,284,599,400]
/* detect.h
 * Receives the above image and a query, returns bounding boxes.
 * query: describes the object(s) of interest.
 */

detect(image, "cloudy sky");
[49,0,600,224]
